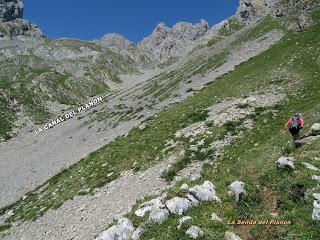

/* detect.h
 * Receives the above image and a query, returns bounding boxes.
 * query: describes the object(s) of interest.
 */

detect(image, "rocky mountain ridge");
[94,0,318,61]
[0,0,320,239]
[138,19,209,61]
[0,0,318,139]
[96,33,134,48]
[236,0,317,31]
[1,0,317,62]
[0,0,43,41]
[0,0,23,22]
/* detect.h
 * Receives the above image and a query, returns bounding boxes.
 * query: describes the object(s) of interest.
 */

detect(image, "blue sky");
[24,0,239,43]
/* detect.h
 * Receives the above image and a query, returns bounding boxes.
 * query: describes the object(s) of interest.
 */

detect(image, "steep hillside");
[0,0,319,239]
[0,0,275,210]
[124,10,320,240]
[0,7,285,211]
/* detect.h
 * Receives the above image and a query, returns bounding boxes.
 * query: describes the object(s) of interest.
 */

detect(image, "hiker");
[284,113,305,141]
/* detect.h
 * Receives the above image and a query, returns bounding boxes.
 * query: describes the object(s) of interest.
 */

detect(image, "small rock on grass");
[177,216,192,229]
[135,196,165,217]
[295,136,320,146]
[166,197,192,215]
[149,208,169,224]
[228,181,246,203]
[185,225,204,239]
[310,123,320,135]
[225,231,242,240]
[312,175,320,181]
[303,162,319,171]
[96,217,134,240]
[132,227,144,240]
[180,183,189,190]
[188,180,220,202]
[276,156,294,170]
[313,193,320,201]
[312,199,320,221]
[211,213,222,221]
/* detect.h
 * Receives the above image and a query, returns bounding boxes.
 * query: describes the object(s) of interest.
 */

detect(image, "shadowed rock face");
[0,0,23,22]
[0,19,43,40]
[236,0,278,23]
[236,0,319,28]
[0,0,43,40]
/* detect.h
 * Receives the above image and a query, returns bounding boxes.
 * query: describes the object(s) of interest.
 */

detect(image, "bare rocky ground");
[0,24,285,239]
[173,91,285,183]
[2,152,180,240]
[0,69,162,208]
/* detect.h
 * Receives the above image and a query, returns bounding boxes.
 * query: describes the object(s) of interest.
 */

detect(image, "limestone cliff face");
[138,19,209,61]
[236,0,319,28]
[277,0,319,31]
[0,0,43,40]
[0,19,43,40]
[0,0,23,22]
[236,0,278,23]
[95,19,210,63]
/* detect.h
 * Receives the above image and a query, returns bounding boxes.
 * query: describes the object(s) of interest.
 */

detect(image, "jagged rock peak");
[138,19,209,60]
[0,19,43,40]
[140,19,209,45]
[97,33,134,48]
[155,22,167,30]
[236,0,278,23]
[0,0,23,22]
[172,19,209,39]
[236,0,320,24]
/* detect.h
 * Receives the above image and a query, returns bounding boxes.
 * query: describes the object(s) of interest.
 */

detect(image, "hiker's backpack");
[291,116,300,128]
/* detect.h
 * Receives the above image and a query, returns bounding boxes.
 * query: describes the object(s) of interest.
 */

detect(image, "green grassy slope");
[1,11,319,238]
[127,11,320,239]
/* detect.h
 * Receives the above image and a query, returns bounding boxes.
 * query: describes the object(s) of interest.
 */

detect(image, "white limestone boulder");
[188,180,220,202]
[225,231,242,240]
[276,156,295,169]
[180,183,189,191]
[312,199,320,221]
[310,123,320,135]
[148,208,169,224]
[185,225,204,239]
[132,227,144,240]
[96,218,134,240]
[165,197,192,215]
[228,181,246,202]
[211,212,222,221]
[134,196,165,217]
[177,216,192,229]
[303,162,319,171]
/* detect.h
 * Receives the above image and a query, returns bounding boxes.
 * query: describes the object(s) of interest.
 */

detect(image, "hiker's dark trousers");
[289,127,300,140]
